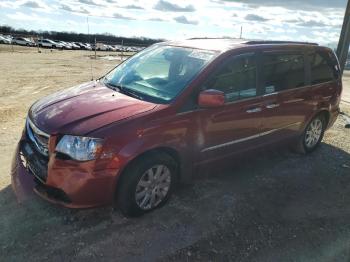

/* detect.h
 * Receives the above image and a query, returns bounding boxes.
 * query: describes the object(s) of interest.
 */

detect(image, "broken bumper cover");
[11,139,120,208]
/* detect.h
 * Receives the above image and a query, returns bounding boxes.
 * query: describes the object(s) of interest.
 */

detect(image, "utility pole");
[121,39,124,61]
[337,0,350,73]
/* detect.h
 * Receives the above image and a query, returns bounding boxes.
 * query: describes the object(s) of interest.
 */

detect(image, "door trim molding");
[201,122,302,153]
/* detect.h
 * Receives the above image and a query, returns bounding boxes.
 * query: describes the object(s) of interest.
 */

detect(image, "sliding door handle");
[266,103,280,109]
[246,107,262,113]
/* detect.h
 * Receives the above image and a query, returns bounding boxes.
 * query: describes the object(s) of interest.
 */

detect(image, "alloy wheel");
[135,165,171,210]
[305,118,323,149]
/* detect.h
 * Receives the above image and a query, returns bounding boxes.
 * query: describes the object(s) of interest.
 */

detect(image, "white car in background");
[13,37,35,46]
[37,39,64,49]
[82,43,92,50]
[0,35,11,44]
[67,42,80,49]
[105,45,115,51]
[57,41,73,49]
[96,43,109,51]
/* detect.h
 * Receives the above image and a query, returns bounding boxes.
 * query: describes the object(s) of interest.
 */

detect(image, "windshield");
[103,45,217,103]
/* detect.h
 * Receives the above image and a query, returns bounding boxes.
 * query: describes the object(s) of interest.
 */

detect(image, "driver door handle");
[246,107,262,113]
[266,103,280,109]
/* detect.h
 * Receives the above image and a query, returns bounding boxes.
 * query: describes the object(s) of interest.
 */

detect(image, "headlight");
[56,135,103,161]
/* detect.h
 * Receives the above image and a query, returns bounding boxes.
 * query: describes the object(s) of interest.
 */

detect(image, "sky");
[0,0,348,46]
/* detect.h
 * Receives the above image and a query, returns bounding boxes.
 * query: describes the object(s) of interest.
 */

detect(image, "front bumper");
[11,136,120,208]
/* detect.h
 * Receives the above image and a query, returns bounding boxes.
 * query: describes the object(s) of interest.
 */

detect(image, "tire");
[116,152,178,217]
[52,45,56,49]
[293,114,326,154]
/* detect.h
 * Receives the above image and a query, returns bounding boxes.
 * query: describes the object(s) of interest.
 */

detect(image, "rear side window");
[309,51,339,85]
[262,53,305,94]
[205,54,257,102]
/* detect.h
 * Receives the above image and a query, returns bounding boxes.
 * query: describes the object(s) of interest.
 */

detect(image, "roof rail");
[187,37,240,40]
[246,40,318,46]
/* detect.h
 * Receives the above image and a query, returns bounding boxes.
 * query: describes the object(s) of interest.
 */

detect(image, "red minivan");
[11,39,342,216]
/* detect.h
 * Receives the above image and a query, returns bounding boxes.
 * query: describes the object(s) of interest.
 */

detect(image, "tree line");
[0,25,163,46]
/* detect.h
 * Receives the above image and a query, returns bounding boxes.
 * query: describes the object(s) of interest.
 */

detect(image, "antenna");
[240,26,243,39]
[87,16,94,81]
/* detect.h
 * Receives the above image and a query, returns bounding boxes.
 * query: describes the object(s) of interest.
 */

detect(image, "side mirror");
[198,89,225,108]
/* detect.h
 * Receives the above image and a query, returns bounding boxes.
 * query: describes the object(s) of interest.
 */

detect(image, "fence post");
[94,37,97,59]
[37,35,40,53]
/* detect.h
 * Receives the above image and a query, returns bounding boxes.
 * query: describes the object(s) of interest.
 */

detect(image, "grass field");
[0,44,350,261]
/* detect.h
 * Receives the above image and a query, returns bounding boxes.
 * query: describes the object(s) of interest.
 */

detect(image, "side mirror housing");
[198,89,225,108]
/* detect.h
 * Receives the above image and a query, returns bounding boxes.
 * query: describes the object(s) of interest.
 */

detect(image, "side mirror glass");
[198,89,225,108]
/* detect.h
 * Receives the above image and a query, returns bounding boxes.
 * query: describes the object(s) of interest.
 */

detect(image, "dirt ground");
[0,44,350,261]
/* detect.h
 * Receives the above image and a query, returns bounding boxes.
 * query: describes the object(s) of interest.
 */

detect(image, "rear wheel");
[116,153,177,217]
[294,114,326,154]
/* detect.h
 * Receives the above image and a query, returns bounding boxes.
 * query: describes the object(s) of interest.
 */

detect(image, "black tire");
[116,152,178,217]
[293,114,326,154]
[52,45,56,49]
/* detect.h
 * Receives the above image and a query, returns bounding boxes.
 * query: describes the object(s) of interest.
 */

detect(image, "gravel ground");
[0,44,350,261]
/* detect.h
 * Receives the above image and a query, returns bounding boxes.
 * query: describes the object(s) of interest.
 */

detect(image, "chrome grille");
[26,118,49,156]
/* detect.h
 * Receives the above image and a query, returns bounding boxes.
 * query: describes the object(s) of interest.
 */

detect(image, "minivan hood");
[29,81,157,135]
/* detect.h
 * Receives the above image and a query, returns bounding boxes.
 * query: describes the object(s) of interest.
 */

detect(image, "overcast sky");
[0,0,347,45]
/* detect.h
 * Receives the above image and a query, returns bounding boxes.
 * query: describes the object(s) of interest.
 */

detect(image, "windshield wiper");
[104,81,144,101]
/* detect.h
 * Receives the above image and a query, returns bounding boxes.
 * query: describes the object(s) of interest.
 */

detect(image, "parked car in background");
[114,45,123,51]
[37,39,63,49]
[68,42,80,50]
[107,45,116,51]
[13,37,35,46]
[57,41,73,50]
[85,43,93,50]
[11,39,342,217]
[134,46,145,52]
[345,60,350,70]
[73,42,84,49]
[73,42,92,50]
[96,43,109,51]
[0,34,12,44]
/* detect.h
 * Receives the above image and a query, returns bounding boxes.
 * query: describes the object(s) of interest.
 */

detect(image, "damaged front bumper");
[11,135,120,208]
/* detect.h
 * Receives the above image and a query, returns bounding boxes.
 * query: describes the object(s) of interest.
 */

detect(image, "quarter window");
[309,51,338,85]
[205,54,257,102]
[262,53,305,94]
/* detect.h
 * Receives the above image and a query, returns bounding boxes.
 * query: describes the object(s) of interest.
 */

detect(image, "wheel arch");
[317,110,330,127]
[115,146,184,196]
[303,109,331,131]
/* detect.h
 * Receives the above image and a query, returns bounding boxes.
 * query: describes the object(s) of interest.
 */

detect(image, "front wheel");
[294,114,326,154]
[116,153,177,217]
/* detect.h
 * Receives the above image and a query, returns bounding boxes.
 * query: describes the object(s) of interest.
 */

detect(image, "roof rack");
[245,40,318,46]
